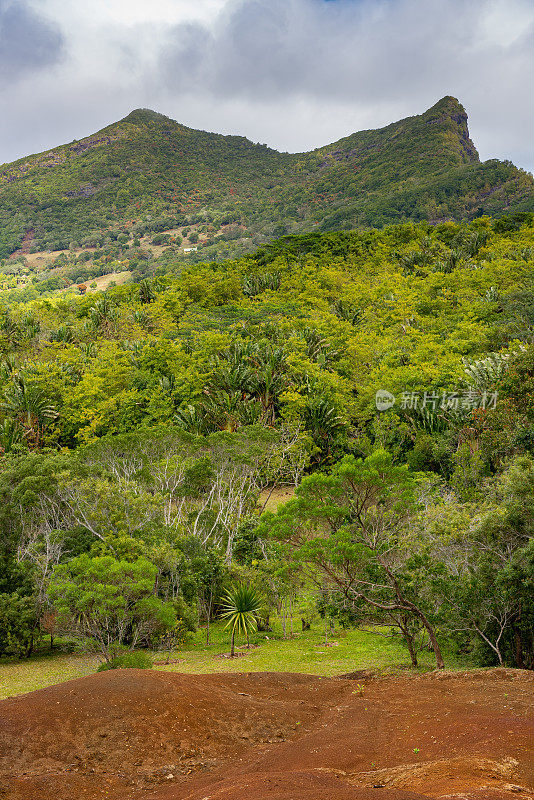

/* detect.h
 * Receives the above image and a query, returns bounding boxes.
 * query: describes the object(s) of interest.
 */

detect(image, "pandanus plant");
[220,584,262,657]
[1,373,57,448]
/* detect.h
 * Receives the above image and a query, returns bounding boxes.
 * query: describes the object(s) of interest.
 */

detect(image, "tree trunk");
[413,609,444,669]
[25,633,34,659]
[514,604,524,669]
[257,615,272,632]
[396,616,418,667]
[230,629,235,658]
[406,636,418,667]
[374,559,444,668]
[514,628,524,670]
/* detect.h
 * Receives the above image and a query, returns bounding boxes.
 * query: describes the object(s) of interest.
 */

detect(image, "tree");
[0,593,40,658]
[249,555,302,638]
[192,547,226,645]
[1,373,57,448]
[138,279,156,304]
[0,418,24,455]
[259,450,445,668]
[48,554,176,662]
[435,456,534,667]
[220,583,262,657]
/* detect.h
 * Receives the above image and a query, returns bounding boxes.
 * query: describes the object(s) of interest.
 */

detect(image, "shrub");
[97,651,153,671]
[48,554,177,661]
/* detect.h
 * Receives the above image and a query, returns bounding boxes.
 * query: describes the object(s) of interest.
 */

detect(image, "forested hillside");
[1,96,533,259]
[0,214,533,670]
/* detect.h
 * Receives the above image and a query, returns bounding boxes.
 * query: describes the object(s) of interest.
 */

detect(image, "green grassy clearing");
[0,617,472,700]
[0,651,99,699]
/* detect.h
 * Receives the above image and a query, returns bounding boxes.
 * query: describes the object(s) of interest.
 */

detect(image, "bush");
[97,651,153,671]
[0,592,40,658]
[48,554,177,662]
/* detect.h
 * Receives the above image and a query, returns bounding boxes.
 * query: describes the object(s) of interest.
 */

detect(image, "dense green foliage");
[48,554,177,661]
[258,450,446,668]
[96,651,153,671]
[1,97,533,259]
[0,215,533,668]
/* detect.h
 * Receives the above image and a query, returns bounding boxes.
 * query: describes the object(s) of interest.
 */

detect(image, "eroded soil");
[0,667,532,800]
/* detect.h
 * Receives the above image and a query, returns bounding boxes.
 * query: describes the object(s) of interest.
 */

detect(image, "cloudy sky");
[1,0,533,171]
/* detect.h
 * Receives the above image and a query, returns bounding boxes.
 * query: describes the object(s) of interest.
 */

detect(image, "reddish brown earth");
[0,668,532,800]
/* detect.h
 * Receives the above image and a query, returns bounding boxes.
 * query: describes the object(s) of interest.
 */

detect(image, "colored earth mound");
[0,668,532,800]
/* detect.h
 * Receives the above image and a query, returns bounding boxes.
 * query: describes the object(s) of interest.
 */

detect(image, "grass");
[0,617,472,700]
[65,270,132,293]
[0,651,99,699]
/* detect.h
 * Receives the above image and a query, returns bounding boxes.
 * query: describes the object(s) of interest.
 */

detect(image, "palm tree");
[89,297,118,336]
[202,390,263,432]
[0,418,23,454]
[304,396,346,463]
[132,308,153,330]
[248,343,288,424]
[0,313,21,348]
[20,313,41,343]
[138,279,156,304]
[220,584,262,657]
[1,373,57,447]
[174,404,207,435]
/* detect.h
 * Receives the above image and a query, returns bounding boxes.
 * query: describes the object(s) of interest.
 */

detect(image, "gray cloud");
[0,0,64,80]
[158,0,490,102]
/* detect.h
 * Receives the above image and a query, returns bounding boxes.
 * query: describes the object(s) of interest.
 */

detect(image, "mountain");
[1,96,533,257]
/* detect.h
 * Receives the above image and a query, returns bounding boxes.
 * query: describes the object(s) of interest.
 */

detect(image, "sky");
[1,0,533,172]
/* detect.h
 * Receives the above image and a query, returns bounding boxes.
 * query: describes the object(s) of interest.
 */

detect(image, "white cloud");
[34,0,225,27]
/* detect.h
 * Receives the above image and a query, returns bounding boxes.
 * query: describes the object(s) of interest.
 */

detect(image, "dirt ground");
[0,668,532,800]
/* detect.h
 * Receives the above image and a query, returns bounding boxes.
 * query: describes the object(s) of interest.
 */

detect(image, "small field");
[65,269,132,293]
[0,619,469,700]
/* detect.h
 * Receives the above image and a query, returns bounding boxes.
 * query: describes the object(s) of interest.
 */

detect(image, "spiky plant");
[138,279,156,304]
[463,349,524,391]
[220,584,262,657]
[0,418,24,454]
[1,373,57,447]
[89,296,118,334]
[174,404,207,435]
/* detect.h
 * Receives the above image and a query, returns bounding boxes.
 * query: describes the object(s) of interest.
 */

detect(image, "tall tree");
[259,450,445,668]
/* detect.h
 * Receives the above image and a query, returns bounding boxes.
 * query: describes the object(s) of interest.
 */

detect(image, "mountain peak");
[121,108,175,126]
[429,95,465,113]
[422,95,478,163]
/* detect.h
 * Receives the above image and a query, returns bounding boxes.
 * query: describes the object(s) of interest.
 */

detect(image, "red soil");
[0,668,532,800]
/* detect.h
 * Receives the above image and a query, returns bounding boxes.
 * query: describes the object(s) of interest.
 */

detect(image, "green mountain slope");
[1,96,533,257]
